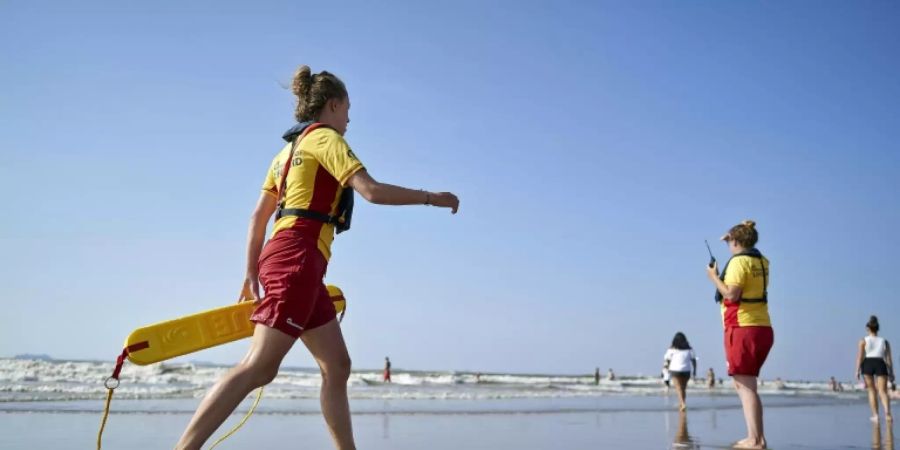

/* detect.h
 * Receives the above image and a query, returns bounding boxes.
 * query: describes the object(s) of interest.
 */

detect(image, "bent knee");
[322,355,352,382]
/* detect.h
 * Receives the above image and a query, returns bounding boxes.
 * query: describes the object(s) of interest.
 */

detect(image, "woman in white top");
[664,332,698,411]
[856,315,894,423]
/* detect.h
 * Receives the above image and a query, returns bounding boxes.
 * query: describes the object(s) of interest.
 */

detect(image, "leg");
[864,374,879,422]
[673,375,688,411]
[301,318,356,450]
[175,325,295,450]
[733,375,766,449]
[876,375,892,422]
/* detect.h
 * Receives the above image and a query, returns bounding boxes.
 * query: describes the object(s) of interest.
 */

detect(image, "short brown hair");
[726,220,758,248]
[291,65,348,122]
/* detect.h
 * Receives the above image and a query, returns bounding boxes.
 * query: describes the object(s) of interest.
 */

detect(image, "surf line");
[96,286,347,450]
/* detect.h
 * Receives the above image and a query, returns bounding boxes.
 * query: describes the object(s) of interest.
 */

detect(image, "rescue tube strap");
[97,341,149,449]
[108,341,150,387]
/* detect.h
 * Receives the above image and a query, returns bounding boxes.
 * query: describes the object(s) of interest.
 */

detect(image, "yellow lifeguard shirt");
[720,255,771,328]
[261,126,364,260]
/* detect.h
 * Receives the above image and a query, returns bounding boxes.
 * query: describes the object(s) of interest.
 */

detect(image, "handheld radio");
[705,239,716,268]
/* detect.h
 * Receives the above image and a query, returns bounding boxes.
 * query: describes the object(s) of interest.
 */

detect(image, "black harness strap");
[275,208,339,224]
[273,123,353,234]
[716,249,768,304]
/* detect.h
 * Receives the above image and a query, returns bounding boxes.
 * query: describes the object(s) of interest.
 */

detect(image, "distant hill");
[13,354,54,361]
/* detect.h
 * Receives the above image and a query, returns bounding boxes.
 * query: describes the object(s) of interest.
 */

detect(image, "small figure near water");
[829,376,844,392]
[384,356,392,383]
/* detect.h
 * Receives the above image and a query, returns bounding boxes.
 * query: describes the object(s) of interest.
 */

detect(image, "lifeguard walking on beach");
[856,315,893,423]
[706,220,773,449]
[174,65,459,450]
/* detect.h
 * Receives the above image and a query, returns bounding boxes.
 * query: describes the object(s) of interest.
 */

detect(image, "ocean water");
[0,357,862,405]
[1,358,893,449]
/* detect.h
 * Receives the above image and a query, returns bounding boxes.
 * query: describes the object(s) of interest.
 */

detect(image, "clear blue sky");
[1,1,898,381]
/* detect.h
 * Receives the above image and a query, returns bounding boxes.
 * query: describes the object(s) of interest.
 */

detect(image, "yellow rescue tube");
[124,285,346,365]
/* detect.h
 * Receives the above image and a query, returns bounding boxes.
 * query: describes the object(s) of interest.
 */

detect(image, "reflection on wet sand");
[872,421,894,450]
[673,411,700,449]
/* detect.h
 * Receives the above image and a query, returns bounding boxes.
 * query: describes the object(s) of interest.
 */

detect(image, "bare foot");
[679,404,687,412]
[733,437,767,449]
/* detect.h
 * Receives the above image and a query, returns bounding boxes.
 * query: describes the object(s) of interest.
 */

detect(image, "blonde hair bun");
[742,220,756,229]
[289,65,347,123]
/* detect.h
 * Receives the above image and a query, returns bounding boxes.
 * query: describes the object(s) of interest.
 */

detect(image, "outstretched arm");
[347,169,459,213]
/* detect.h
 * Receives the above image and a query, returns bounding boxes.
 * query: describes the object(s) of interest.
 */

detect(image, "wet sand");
[1,395,895,449]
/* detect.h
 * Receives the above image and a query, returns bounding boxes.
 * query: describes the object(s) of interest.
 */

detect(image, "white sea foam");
[0,358,863,403]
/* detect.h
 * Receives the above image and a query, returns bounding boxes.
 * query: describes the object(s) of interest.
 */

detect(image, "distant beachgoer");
[664,332,697,411]
[607,368,616,381]
[830,376,840,392]
[662,368,671,391]
[175,65,459,450]
[856,315,893,423]
[706,220,773,449]
[383,357,392,383]
[707,368,716,389]
[475,372,482,383]
[594,367,600,385]
[773,377,784,389]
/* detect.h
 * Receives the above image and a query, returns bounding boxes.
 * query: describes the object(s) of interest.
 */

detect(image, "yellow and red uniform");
[719,252,774,376]
[261,126,364,260]
[251,125,364,338]
[720,255,771,328]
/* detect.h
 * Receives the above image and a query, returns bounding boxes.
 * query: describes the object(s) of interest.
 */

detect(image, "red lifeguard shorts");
[250,230,336,338]
[725,326,774,377]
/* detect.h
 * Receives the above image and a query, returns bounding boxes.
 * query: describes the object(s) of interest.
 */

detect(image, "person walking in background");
[662,368,671,391]
[594,367,600,385]
[383,357,392,383]
[707,368,716,389]
[664,332,697,411]
[706,220,773,449]
[856,315,893,423]
[607,368,616,381]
